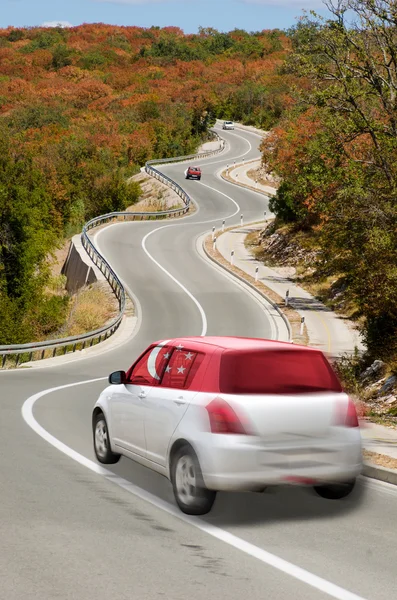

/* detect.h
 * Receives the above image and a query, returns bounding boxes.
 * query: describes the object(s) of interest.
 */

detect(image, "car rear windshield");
[190,166,201,171]
[219,349,342,394]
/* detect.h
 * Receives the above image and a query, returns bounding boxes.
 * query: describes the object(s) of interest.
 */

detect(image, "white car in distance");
[92,336,363,515]
[222,121,234,130]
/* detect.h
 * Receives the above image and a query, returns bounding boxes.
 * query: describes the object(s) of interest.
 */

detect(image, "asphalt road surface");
[1,125,396,600]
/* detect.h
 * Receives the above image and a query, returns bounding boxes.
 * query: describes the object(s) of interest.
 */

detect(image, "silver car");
[222,121,235,130]
[92,336,363,515]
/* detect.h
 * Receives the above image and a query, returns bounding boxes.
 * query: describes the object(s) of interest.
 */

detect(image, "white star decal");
[177,366,186,374]
[185,352,194,360]
[176,344,184,351]
[165,365,171,373]
[163,352,170,359]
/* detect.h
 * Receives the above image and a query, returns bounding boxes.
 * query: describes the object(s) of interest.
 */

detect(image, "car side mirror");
[109,370,127,385]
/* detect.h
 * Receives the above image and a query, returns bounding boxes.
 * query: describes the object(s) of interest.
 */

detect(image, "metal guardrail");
[0,130,226,369]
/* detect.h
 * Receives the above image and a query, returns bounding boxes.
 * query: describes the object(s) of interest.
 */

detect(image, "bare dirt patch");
[128,171,186,212]
[363,449,397,470]
[246,166,278,189]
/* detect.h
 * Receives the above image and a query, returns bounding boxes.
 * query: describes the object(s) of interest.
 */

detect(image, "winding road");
[1,125,396,600]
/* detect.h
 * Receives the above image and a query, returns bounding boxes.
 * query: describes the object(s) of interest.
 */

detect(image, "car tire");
[171,444,216,515]
[313,478,356,500]
[93,412,121,464]
[198,177,201,181]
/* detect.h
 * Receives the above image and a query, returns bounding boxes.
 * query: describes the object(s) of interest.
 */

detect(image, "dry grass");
[204,232,309,346]
[60,281,119,338]
[363,449,397,470]
[128,171,193,213]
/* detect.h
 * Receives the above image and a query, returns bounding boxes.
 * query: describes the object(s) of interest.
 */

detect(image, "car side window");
[128,345,172,386]
[160,348,204,389]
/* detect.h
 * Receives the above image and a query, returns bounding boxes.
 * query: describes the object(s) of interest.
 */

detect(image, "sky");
[2,0,332,33]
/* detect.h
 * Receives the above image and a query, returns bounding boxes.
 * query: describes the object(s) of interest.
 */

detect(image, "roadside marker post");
[212,226,215,240]
[240,214,244,226]
[300,317,305,336]
[213,236,217,251]
[231,250,235,266]
[285,289,289,306]
[255,266,259,282]
[222,220,225,232]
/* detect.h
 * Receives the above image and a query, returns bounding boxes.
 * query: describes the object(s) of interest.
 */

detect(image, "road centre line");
[95,180,243,339]
[22,378,368,600]
[160,130,254,170]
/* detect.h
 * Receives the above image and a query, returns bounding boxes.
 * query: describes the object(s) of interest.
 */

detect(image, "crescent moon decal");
[147,340,171,381]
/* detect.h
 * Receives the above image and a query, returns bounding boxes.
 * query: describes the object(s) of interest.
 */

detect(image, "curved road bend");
[1,126,396,600]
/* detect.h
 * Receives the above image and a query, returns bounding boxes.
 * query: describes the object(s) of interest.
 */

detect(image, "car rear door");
[218,347,350,465]
[144,346,204,467]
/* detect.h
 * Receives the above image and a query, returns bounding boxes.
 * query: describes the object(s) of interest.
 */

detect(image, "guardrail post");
[52,348,56,358]
[2,355,6,368]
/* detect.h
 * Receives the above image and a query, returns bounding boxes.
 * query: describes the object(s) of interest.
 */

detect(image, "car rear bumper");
[196,434,363,491]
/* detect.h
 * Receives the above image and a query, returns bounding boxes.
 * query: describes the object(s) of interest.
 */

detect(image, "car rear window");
[219,349,342,394]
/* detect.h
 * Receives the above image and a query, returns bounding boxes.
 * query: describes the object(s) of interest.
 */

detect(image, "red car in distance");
[186,166,201,180]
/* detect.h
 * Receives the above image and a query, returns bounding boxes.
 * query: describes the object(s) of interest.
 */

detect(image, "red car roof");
[151,336,319,353]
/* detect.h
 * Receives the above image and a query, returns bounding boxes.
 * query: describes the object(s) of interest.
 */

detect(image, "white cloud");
[41,21,73,28]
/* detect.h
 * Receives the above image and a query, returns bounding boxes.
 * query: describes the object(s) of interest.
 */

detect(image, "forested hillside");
[261,0,397,364]
[0,24,292,345]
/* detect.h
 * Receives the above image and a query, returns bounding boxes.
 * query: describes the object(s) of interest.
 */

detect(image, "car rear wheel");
[313,478,356,500]
[93,412,121,464]
[171,444,216,515]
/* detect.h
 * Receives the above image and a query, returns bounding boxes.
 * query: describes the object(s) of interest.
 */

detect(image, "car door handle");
[174,397,186,406]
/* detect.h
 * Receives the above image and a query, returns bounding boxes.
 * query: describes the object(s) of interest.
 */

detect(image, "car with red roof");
[186,165,201,180]
[92,336,363,515]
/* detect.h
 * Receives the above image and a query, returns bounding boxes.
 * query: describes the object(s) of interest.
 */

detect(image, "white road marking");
[94,180,243,339]
[160,131,253,170]
[22,378,368,600]
[195,232,282,342]
[141,226,208,336]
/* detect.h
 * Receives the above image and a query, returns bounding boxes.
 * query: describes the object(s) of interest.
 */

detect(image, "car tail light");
[205,397,251,434]
[335,397,359,427]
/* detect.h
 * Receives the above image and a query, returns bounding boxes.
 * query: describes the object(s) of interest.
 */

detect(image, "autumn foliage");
[264,1,397,361]
[0,24,291,344]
